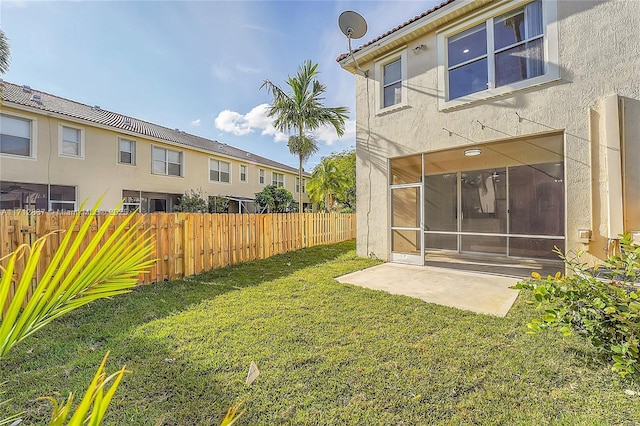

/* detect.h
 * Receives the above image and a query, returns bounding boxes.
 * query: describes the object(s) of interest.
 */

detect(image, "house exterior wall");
[350,0,640,262]
[0,104,309,211]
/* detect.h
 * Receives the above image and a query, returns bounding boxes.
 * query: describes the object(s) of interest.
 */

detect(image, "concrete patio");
[336,262,524,317]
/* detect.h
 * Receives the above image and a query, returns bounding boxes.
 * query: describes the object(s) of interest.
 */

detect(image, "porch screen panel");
[392,230,420,254]
[391,186,420,255]
[390,155,422,185]
[391,187,419,228]
[461,168,506,233]
[461,235,507,255]
[509,162,564,236]
[425,173,457,250]
[509,237,564,260]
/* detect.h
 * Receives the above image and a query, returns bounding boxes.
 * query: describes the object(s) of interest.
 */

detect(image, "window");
[375,50,408,113]
[1,113,34,157]
[240,165,247,182]
[0,182,75,211]
[152,146,182,176]
[296,177,306,193]
[149,198,167,212]
[59,125,83,158]
[122,191,140,213]
[49,185,76,211]
[118,137,136,165]
[259,169,265,185]
[272,172,284,187]
[383,59,402,107]
[210,159,230,183]
[439,0,558,108]
[122,190,179,213]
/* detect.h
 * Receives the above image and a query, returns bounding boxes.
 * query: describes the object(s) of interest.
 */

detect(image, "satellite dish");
[338,11,367,39]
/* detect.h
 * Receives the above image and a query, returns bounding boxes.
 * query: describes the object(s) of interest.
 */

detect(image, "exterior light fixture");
[464,148,482,157]
[413,44,427,54]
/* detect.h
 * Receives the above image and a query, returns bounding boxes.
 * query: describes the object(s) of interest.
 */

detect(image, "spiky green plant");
[41,351,127,426]
[0,197,155,425]
[0,197,156,356]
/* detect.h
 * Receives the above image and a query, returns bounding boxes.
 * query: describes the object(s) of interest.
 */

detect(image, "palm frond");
[0,197,156,356]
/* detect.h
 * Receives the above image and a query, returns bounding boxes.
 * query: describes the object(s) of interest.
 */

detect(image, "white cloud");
[314,119,356,146]
[214,105,355,146]
[190,118,201,126]
[214,110,254,136]
[235,64,261,74]
[214,104,288,142]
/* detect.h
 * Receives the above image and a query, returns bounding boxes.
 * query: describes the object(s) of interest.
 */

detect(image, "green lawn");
[2,240,640,425]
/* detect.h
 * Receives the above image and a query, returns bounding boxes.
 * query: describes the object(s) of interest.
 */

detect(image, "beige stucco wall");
[351,0,640,261]
[0,104,309,210]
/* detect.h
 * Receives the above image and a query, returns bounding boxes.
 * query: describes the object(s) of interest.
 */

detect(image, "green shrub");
[515,234,640,377]
[174,188,209,213]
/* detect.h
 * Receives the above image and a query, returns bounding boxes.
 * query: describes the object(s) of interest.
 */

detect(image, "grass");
[2,240,640,425]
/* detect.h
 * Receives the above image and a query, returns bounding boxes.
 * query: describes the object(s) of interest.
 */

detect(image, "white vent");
[22,85,32,93]
[30,93,42,103]
[123,117,132,126]
[92,105,101,111]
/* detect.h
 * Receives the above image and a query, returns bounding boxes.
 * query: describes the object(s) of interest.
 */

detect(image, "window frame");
[374,49,409,114]
[239,164,248,183]
[151,145,183,177]
[437,0,559,110]
[295,177,306,194]
[259,168,266,185]
[272,172,284,188]
[0,112,37,160]
[209,158,231,184]
[48,184,77,211]
[118,137,136,165]
[58,124,85,159]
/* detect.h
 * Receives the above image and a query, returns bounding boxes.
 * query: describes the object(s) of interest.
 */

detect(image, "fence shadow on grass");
[84,240,354,327]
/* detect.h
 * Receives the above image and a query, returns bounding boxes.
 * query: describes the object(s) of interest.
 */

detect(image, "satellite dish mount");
[338,11,368,76]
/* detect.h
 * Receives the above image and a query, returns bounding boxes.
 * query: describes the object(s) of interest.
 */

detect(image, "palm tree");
[307,158,349,213]
[287,133,318,206]
[261,60,348,241]
[0,29,9,75]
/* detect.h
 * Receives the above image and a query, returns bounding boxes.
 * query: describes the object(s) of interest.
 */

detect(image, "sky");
[1,0,441,170]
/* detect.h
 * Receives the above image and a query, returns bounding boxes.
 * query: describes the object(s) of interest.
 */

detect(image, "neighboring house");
[338,0,640,267]
[0,81,310,213]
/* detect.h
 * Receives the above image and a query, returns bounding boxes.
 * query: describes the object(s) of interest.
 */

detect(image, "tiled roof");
[336,0,457,62]
[1,81,305,175]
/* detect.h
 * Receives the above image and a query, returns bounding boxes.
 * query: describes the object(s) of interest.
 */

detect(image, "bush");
[174,188,209,213]
[515,234,640,376]
[254,185,298,213]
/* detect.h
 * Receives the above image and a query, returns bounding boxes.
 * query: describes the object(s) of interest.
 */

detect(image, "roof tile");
[336,0,457,62]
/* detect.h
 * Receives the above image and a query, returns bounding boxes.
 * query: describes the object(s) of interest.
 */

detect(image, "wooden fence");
[0,211,356,309]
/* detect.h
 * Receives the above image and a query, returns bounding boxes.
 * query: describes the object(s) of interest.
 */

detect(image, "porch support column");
[602,94,624,239]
